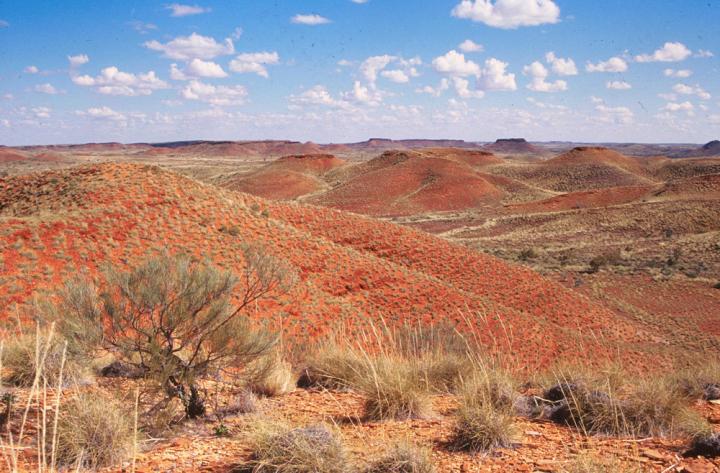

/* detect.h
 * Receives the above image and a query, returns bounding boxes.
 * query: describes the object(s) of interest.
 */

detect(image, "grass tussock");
[364,442,436,473]
[450,402,517,453]
[542,364,711,438]
[561,452,643,473]
[247,355,296,397]
[2,331,89,387]
[668,359,720,401]
[54,389,135,469]
[245,421,349,473]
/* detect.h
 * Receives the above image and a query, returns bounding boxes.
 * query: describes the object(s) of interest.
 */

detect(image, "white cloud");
[35,83,61,95]
[545,52,577,75]
[127,21,157,34]
[585,56,627,73]
[523,61,566,92]
[432,50,480,77]
[72,66,169,96]
[479,58,516,91]
[458,39,484,53]
[662,101,694,113]
[672,83,711,100]
[171,59,228,80]
[451,0,560,29]
[415,78,450,97]
[658,92,677,101]
[351,0,369,3]
[181,80,247,105]
[343,81,383,105]
[231,27,243,40]
[526,97,568,110]
[595,104,633,124]
[635,42,691,62]
[380,69,410,83]
[166,4,210,17]
[68,54,89,67]
[291,14,331,25]
[606,80,631,90]
[452,77,485,98]
[144,33,234,60]
[229,51,280,78]
[291,85,349,108]
[24,65,39,74]
[663,68,692,78]
[32,107,51,119]
[79,106,127,121]
[695,49,714,58]
[361,55,397,85]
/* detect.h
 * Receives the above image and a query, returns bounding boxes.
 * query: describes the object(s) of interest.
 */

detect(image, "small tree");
[52,245,297,418]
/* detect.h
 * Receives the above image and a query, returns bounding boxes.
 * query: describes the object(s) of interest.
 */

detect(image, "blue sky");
[0,0,718,145]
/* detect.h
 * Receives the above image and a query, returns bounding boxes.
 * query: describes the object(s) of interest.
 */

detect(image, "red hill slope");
[311,150,505,216]
[225,154,346,200]
[0,163,657,369]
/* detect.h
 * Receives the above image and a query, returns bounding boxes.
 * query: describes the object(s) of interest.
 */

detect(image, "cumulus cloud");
[229,52,280,78]
[635,42,691,62]
[523,61,566,92]
[545,52,577,75]
[78,106,127,121]
[595,104,633,124]
[606,80,631,90]
[166,4,210,17]
[343,81,383,105]
[24,65,39,74]
[663,68,692,78]
[452,77,485,98]
[432,50,481,77]
[72,66,169,96]
[458,39,484,53]
[181,80,247,105]
[451,0,560,29]
[35,83,61,94]
[381,69,410,83]
[144,33,234,60]
[291,85,349,108]
[695,49,714,58]
[672,83,711,100]
[361,55,397,84]
[478,58,516,91]
[170,59,228,80]
[68,54,89,67]
[415,78,450,97]
[291,14,331,25]
[32,107,51,119]
[662,101,694,113]
[585,56,627,73]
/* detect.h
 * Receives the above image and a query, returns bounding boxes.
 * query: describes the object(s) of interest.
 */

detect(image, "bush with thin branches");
[46,246,297,419]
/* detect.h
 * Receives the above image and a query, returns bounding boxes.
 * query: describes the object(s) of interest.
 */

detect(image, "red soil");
[508,185,653,213]
[312,150,505,216]
[0,149,26,163]
[225,154,346,200]
[0,163,659,370]
[545,146,647,175]
[420,148,504,167]
[654,173,720,198]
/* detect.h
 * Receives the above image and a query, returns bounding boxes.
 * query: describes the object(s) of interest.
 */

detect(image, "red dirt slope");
[0,163,659,370]
[508,185,653,213]
[225,154,346,200]
[0,148,27,163]
[311,150,505,216]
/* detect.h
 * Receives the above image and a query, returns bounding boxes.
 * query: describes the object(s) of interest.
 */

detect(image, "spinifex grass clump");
[541,363,710,438]
[364,442,436,473]
[53,389,135,469]
[245,421,349,473]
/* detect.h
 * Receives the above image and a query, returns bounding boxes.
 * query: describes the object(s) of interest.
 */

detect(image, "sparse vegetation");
[45,248,297,419]
[53,389,135,469]
[245,422,349,473]
[365,442,436,473]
